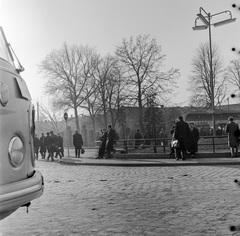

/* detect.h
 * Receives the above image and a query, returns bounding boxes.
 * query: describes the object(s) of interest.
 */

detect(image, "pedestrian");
[226,116,239,157]
[50,131,58,158]
[134,129,142,148]
[33,134,40,160]
[44,132,54,161]
[73,130,83,158]
[96,128,107,159]
[106,125,115,158]
[39,133,46,159]
[173,116,190,161]
[55,133,64,158]
[188,123,200,158]
[169,125,175,156]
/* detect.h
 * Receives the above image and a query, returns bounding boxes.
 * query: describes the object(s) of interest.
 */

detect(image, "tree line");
[38,34,240,137]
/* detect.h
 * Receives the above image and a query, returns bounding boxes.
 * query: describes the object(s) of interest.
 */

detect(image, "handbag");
[81,148,85,154]
[171,140,180,149]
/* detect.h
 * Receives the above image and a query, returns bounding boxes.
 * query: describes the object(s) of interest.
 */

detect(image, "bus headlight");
[8,136,24,167]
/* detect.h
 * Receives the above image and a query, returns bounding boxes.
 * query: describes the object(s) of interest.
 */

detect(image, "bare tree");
[115,35,179,133]
[188,43,226,108]
[39,43,99,131]
[36,101,61,133]
[225,59,240,93]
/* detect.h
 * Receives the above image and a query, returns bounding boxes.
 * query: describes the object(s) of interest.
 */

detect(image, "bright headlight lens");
[8,136,24,167]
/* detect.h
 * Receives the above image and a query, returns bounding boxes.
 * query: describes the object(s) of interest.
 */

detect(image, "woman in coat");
[188,123,200,158]
[226,116,239,157]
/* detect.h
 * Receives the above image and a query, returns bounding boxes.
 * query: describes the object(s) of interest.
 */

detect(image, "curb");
[59,157,240,167]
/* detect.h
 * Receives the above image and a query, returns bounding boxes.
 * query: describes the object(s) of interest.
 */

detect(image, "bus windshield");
[0,27,14,66]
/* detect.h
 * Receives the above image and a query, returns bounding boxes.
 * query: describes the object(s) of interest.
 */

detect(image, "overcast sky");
[1,0,240,107]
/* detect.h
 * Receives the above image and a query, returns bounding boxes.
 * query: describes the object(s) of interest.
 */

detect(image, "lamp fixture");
[213,18,236,27]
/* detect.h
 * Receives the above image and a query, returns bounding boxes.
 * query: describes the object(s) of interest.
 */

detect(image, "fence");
[113,135,229,154]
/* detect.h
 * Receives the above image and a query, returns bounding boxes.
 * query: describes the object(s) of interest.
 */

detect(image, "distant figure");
[56,133,64,158]
[39,133,46,159]
[97,128,107,159]
[169,125,175,156]
[34,134,40,160]
[216,127,222,136]
[188,123,200,158]
[106,125,115,158]
[226,116,239,157]
[173,116,190,161]
[134,129,142,148]
[73,130,83,158]
[44,132,54,161]
[50,131,58,157]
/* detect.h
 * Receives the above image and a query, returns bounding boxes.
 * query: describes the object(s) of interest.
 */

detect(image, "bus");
[0,27,44,220]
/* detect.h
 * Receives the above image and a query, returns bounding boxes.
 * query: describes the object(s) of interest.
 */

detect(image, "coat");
[174,120,190,150]
[226,121,239,148]
[73,133,83,149]
[188,127,199,153]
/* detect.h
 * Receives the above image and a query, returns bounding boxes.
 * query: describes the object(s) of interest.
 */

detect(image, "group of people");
[170,115,240,160]
[34,131,64,161]
[96,125,116,159]
[170,116,200,161]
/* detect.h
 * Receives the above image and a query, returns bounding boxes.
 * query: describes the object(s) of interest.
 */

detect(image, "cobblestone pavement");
[1,161,240,236]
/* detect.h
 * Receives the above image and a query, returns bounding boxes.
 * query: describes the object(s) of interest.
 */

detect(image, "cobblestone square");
[1,161,240,235]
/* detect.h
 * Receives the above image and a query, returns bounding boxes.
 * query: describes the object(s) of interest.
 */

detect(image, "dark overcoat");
[73,133,83,149]
[174,120,190,150]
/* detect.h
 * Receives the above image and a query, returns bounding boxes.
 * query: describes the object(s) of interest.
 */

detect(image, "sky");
[0,0,240,107]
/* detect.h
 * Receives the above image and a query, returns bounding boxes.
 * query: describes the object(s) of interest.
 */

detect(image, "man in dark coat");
[188,123,200,158]
[134,129,142,148]
[226,116,239,157]
[34,134,40,160]
[44,132,54,161]
[106,125,115,158]
[55,133,64,158]
[73,130,83,158]
[173,116,190,160]
[97,128,107,159]
[39,133,46,159]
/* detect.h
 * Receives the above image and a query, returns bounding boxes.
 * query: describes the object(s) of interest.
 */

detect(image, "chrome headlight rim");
[8,136,25,167]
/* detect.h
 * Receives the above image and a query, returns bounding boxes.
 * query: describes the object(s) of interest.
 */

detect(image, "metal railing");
[112,135,229,154]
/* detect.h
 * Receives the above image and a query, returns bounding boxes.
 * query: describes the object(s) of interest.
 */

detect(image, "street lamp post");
[193,7,236,135]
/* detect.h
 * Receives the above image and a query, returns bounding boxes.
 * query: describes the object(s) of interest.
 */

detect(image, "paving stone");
[1,162,240,235]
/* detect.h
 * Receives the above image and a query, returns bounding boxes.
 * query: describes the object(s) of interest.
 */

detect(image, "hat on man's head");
[228,116,234,121]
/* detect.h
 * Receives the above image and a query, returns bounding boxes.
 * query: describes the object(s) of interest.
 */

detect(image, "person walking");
[33,134,40,160]
[39,133,46,159]
[173,116,190,161]
[44,132,54,161]
[134,129,142,148]
[50,131,58,158]
[55,133,63,159]
[226,116,239,157]
[73,130,83,158]
[188,123,200,158]
[97,128,107,159]
[106,125,115,158]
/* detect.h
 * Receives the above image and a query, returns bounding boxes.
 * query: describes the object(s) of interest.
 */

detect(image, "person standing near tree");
[97,128,107,159]
[106,125,115,158]
[134,129,142,148]
[73,130,83,158]
[226,116,239,157]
